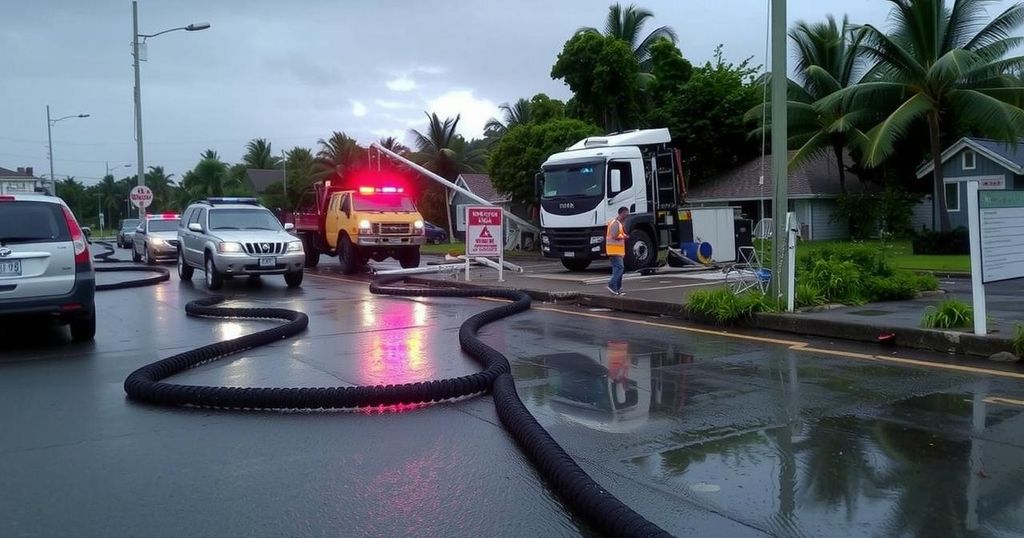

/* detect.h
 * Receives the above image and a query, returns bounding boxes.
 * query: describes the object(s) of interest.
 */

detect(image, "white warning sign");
[466,206,502,257]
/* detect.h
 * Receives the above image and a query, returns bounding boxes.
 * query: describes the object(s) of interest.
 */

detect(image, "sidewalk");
[411,257,1021,359]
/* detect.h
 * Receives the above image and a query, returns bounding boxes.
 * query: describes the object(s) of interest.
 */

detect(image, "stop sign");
[130,185,153,209]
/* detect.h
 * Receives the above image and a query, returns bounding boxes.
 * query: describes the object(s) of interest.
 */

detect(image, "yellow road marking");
[309,274,1024,382]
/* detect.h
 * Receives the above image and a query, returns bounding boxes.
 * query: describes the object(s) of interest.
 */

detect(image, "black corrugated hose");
[92,241,170,290]
[102,251,669,536]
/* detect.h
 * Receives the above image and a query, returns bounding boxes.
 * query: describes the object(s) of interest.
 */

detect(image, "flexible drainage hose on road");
[95,249,668,537]
[92,241,170,290]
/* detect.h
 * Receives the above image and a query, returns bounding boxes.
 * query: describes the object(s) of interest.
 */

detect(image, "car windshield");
[121,220,140,231]
[0,201,71,244]
[208,209,282,231]
[147,219,179,232]
[542,162,605,198]
[353,194,417,212]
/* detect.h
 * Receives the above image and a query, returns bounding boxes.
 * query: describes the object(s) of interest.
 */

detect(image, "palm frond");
[949,88,1024,140]
[964,2,1024,52]
[862,93,933,167]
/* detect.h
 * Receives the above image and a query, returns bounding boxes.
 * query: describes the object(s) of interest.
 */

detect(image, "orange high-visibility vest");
[606,219,626,256]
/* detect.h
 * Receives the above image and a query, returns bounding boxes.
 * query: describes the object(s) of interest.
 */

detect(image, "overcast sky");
[1,0,1017,184]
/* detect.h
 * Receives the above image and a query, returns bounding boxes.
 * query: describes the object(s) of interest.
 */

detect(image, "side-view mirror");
[188,222,203,233]
[610,169,622,194]
[283,222,295,231]
[534,172,544,198]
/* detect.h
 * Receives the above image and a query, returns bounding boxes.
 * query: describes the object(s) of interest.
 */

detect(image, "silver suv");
[177,198,304,290]
[0,193,96,341]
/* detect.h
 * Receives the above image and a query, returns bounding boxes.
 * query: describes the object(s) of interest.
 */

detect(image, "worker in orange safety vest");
[606,207,629,295]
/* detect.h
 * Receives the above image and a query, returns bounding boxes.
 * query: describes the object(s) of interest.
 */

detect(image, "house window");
[945,182,960,212]
[963,150,976,170]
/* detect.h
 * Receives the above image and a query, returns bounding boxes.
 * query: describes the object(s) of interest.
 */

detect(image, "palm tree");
[314,131,365,180]
[825,0,1024,231]
[377,136,409,155]
[410,113,486,180]
[96,175,123,228]
[578,3,678,71]
[484,98,533,138]
[145,166,175,211]
[200,149,220,161]
[242,138,281,170]
[284,147,316,206]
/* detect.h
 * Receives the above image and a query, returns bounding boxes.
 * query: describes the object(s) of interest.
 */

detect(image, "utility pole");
[46,106,55,196]
[769,0,789,304]
[132,0,145,220]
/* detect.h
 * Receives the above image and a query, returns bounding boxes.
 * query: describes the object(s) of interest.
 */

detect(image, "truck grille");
[545,227,601,250]
[373,223,412,235]
[242,242,286,255]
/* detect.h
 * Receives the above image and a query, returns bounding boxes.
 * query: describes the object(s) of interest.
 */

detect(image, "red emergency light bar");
[150,213,180,220]
[358,186,404,194]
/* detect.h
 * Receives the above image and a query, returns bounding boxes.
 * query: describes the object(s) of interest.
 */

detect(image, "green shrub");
[912,273,939,292]
[866,272,932,301]
[921,300,973,329]
[803,258,865,305]
[911,227,970,255]
[799,243,893,278]
[797,243,936,305]
[687,289,775,323]
[795,282,827,308]
[1014,325,1024,358]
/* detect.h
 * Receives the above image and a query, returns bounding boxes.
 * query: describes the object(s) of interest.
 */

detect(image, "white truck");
[538,128,687,271]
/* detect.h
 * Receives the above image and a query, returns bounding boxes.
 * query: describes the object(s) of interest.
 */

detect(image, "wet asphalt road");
[2,253,1024,537]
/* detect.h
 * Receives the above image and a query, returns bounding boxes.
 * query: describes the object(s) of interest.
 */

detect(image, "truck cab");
[292,181,425,274]
[538,128,685,271]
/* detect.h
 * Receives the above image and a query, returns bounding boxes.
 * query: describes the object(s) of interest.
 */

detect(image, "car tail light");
[61,205,91,266]
[0,195,14,201]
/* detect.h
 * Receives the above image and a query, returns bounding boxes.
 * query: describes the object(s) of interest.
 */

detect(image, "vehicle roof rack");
[197,197,261,206]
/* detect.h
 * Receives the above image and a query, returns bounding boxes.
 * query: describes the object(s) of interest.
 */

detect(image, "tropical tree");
[284,146,316,206]
[315,131,365,180]
[58,177,87,218]
[145,165,175,211]
[95,175,123,230]
[578,2,677,71]
[180,151,237,199]
[552,32,642,131]
[242,138,281,170]
[484,98,533,138]
[825,0,1024,231]
[409,113,488,228]
[376,136,409,155]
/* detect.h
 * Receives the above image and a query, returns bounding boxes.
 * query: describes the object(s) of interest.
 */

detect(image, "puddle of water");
[628,413,1024,537]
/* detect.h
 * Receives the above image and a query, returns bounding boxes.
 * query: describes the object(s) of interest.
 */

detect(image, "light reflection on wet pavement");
[0,261,1022,537]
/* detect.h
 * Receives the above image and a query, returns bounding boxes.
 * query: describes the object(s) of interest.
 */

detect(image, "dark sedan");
[117,219,140,248]
[424,221,448,244]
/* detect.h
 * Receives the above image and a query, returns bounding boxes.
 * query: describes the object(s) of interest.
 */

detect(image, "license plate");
[563,252,575,258]
[0,260,21,277]
[258,257,276,268]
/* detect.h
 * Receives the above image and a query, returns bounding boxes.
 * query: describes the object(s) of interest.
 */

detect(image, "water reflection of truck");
[545,343,691,433]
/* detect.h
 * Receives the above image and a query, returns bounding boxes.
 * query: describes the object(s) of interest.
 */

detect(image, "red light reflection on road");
[359,300,433,386]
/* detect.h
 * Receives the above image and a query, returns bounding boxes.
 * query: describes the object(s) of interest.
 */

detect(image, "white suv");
[177,198,304,290]
[0,193,96,341]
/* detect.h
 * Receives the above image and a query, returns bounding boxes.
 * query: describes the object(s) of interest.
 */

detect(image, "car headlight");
[286,241,303,252]
[217,242,244,253]
[413,220,424,229]
[151,238,167,247]
[590,236,604,245]
[358,219,372,230]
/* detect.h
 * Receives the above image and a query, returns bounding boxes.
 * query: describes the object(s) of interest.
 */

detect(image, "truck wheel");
[398,248,420,269]
[302,236,320,268]
[177,249,193,281]
[284,271,304,288]
[204,255,224,290]
[626,230,655,271]
[337,234,358,274]
[561,259,592,271]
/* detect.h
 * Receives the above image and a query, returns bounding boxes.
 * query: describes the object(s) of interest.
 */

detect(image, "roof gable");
[454,173,510,203]
[686,152,861,202]
[0,167,35,178]
[915,137,1024,178]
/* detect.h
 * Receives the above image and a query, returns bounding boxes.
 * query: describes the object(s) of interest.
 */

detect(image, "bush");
[921,299,973,329]
[911,227,970,255]
[802,258,866,305]
[865,272,937,301]
[687,288,774,323]
[1014,325,1024,358]
[795,282,826,308]
[799,243,892,278]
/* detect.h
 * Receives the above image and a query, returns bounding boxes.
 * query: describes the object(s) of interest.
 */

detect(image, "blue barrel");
[681,242,713,264]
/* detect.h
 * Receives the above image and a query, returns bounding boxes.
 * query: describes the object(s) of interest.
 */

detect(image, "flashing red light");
[151,213,180,220]
[358,186,404,195]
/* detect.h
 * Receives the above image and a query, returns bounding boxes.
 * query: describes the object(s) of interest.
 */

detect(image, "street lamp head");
[185,22,210,31]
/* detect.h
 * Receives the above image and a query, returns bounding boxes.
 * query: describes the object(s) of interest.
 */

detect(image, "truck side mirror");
[188,222,203,233]
[610,169,622,194]
[284,222,295,231]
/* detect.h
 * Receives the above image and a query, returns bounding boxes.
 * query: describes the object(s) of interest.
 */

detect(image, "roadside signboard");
[979,190,1024,284]
[465,205,503,281]
[130,185,153,209]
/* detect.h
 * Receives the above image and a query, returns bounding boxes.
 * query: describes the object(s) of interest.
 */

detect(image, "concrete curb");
[404,276,1017,359]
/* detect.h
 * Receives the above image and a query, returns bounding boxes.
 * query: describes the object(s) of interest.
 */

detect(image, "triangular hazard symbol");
[479,227,492,238]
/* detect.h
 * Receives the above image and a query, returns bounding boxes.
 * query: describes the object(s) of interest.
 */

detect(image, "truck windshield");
[353,194,416,212]
[542,163,605,198]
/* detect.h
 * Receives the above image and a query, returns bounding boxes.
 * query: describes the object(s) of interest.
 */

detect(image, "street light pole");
[46,106,89,197]
[769,0,790,306]
[131,0,209,219]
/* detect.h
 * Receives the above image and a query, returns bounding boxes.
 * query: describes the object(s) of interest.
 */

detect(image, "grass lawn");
[421,241,465,255]
[791,240,971,273]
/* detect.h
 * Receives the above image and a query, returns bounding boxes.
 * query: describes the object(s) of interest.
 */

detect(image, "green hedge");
[796,243,938,306]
